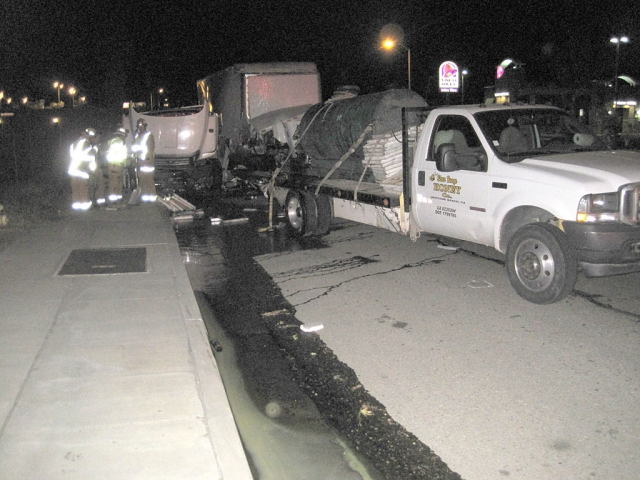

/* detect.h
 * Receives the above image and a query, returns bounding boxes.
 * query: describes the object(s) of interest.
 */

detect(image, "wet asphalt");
[174,189,460,479]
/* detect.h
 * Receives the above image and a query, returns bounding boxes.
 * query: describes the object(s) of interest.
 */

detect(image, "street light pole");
[610,35,629,106]
[53,81,64,104]
[461,69,468,104]
[382,39,411,90]
[407,47,411,91]
[68,87,77,108]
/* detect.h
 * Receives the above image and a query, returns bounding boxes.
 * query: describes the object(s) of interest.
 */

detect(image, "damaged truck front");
[123,62,321,196]
[122,95,219,196]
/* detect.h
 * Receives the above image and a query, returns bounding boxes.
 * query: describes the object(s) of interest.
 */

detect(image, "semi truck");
[268,89,640,304]
[122,62,321,195]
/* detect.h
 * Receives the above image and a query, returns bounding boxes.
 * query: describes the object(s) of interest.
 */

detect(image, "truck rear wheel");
[285,190,317,237]
[313,194,332,236]
[505,223,577,304]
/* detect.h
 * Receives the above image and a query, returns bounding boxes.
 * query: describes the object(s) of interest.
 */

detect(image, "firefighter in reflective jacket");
[105,127,128,203]
[68,128,99,210]
[131,118,156,202]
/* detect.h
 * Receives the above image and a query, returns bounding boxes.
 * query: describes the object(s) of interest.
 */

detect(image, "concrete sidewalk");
[0,204,252,479]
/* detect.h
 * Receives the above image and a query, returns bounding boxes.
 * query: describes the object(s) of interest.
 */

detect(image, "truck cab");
[411,104,640,303]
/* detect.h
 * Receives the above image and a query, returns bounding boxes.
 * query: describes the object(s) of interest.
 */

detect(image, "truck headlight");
[577,192,619,222]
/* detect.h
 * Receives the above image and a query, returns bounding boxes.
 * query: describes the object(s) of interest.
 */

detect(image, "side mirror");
[435,143,459,172]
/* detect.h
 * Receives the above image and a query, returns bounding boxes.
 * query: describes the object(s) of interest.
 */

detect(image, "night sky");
[1,0,639,107]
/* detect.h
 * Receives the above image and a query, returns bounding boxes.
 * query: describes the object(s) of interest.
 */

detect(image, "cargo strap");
[315,123,374,196]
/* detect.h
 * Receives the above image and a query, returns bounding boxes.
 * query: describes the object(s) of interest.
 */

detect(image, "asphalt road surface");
[255,219,640,480]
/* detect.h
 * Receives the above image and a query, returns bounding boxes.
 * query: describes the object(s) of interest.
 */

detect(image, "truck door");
[413,114,493,245]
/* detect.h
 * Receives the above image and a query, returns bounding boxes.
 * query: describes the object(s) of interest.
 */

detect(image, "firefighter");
[105,127,128,203]
[131,118,156,202]
[68,128,99,211]
[94,130,109,206]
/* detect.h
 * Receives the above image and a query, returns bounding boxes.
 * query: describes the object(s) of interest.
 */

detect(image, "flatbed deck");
[296,173,404,208]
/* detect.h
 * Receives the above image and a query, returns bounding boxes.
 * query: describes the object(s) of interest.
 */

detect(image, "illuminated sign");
[439,61,459,93]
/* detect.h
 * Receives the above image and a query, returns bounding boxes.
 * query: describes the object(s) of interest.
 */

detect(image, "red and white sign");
[439,61,459,93]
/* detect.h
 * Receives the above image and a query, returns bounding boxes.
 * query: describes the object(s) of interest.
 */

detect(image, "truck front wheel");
[505,223,577,304]
[285,190,317,237]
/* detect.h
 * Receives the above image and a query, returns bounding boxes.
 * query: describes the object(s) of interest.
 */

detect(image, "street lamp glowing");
[53,81,64,104]
[381,38,411,90]
[610,36,629,44]
[68,87,77,107]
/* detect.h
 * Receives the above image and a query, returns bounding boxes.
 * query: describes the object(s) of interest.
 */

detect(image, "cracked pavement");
[256,219,640,480]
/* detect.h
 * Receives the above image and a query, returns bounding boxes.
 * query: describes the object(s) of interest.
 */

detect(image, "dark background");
[2,0,639,107]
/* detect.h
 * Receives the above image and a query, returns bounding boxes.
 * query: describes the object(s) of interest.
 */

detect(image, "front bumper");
[562,221,640,277]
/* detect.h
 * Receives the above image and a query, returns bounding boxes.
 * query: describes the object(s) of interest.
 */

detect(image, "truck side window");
[429,115,487,172]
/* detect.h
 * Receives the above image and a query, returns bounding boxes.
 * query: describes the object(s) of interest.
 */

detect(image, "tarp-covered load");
[293,89,428,183]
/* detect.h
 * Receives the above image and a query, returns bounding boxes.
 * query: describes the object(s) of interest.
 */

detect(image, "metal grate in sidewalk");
[57,247,147,275]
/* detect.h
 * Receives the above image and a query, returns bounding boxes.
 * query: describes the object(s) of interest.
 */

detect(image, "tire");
[313,194,332,236]
[285,190,317,237]
[505,223,577,304]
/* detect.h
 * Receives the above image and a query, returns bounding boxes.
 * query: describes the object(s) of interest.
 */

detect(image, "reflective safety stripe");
[69,138,96,177]
[72,201,92,210]
[108,194,122,202]
[141,194,157,202]
[68,170,90,179]
[140,166,155,173]
[106,139,128,164]
[132,131,152,160]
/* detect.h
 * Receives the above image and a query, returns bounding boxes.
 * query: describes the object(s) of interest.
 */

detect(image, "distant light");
[382,38,395,50]
[610,36,629,44]
[52,117,60,124]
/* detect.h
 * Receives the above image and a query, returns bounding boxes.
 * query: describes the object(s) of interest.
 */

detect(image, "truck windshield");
[474,108,606,163]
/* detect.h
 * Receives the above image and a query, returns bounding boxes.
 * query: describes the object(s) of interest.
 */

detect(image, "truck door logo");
[430,173,461,197]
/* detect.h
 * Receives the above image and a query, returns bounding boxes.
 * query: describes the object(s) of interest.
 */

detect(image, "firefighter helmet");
[84,128,97,137]
[116,127,128,136]
[136,119,147,129]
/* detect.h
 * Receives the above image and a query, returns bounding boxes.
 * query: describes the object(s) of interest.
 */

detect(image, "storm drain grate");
[58,248,147,276]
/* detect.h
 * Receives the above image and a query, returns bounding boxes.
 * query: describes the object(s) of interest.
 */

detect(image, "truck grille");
[155,156,192,168]
[620,182,639,225]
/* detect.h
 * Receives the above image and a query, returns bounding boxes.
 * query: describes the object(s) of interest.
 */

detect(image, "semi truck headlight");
[577,192,619,222]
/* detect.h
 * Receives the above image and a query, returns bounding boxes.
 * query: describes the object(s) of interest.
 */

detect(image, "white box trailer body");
[198,62,321,171]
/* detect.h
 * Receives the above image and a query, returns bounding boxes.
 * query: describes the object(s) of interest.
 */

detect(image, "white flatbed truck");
[269,90,640,304]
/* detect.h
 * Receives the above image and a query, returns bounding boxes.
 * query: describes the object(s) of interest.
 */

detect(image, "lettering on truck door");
[414,114,492,244]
